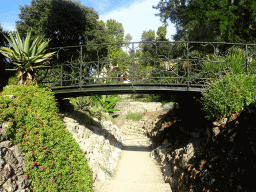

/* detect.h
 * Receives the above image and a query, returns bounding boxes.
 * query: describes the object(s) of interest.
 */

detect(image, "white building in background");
[93,60,127,83]
[162,57,182,71]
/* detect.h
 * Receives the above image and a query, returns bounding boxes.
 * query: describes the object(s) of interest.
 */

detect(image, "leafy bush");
[0,84,93,191]
[69,96,92,112]
[89,104,105,119]
[202,73,256,121]
[200,46,256,77]
[90,95,120,117]
[126,113,144,121]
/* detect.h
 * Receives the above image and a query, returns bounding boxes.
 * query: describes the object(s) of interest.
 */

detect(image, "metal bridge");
[37,41,256,98]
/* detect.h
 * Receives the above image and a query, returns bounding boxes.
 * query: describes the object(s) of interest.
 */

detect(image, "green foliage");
[69,95,121,120]
[105,19,125,45]
[0,84,93,191]
[7,71,39,86]
[199,46,256,79]
[69,96,92,112]
[15,0,111,80]
[202,73,256,121]
[90,95,120,117]
[156,26,167,41]
[126,113,144,121]
[0,29,56,85]
[152,0,256,48]
[7,73,20,86]
[89,105,105,119]
[0,25,13,89]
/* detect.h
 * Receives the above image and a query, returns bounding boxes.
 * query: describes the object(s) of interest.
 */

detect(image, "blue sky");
[0,0,178,45]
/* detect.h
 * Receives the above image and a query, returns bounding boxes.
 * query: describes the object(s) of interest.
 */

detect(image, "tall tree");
[152,0,256,55]
[14,0,110,84]
[97,19,133,81]
[138,29,156,59]
[155,26,174,59]
[105,19,125,46]
[102,19,133,47]
[0,25,15,90]
[182,0,256,53]
[139,27,177,60]
[156,26,168,41]
[137,28,174,67]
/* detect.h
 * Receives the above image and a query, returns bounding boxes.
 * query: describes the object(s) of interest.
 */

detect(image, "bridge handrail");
[38,41,256,89]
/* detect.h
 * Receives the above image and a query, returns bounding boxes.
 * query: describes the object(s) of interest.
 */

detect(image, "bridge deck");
[51,83,209,98]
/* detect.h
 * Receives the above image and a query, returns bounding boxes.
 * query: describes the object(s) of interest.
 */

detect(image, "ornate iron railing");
[37,41,256,90]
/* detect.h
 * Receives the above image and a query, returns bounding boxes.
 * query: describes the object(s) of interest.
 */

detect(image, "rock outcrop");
[63,115,124,183]
[143,96,256,192]
[0,95,32,192]
[0,121,32,192]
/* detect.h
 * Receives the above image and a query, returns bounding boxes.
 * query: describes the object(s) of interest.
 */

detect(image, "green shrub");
[69,96,92,112]
[200,46,256,77]
[90,95,120,117]
[126,113,144,121]
[7,75,19,85]
[202,73,256,121]
[0,84,93,192]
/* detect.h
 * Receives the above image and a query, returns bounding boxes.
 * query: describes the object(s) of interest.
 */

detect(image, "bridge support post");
[131,42,135,91]
[80,45,82,89]
[61,61,63,87]
[186,41,190,90]
[246,44,249,76]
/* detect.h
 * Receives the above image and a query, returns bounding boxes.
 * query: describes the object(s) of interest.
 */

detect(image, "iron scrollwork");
[39,41,256,91]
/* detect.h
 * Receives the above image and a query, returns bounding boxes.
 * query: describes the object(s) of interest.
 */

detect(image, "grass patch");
[126,113,144,121]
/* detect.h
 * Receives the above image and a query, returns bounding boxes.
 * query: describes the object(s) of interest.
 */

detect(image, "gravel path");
[92,134,172,192]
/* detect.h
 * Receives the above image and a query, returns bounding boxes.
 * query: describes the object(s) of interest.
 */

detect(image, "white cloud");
[99,0,176,52]
[99,0,176,42]
[95,0,110,11]
[1,23,16,32]
[80,0,110,12]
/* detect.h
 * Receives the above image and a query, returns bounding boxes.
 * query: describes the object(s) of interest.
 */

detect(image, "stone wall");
[63,114,124,183]
[0,123,32,192]
[143,95,256,191]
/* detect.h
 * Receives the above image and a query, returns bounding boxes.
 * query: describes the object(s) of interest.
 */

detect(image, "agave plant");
[0,29,56,85]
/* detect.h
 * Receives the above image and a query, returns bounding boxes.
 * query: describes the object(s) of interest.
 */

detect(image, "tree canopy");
[135,26,178,67]
[96,19,134,81]
[0,25,16,90]
[14,0,110,67]
[12,0,113,84]
[152,0,256,54]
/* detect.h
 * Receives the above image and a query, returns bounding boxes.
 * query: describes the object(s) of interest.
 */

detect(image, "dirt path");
[92,111,172,192]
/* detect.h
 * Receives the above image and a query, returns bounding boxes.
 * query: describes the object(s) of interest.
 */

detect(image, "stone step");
[121,125,145,131]
[121,132,146,137]
[121,128,145,133]
[120,129,146,136]
[93,180,172,192]
[122,124,144,129]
